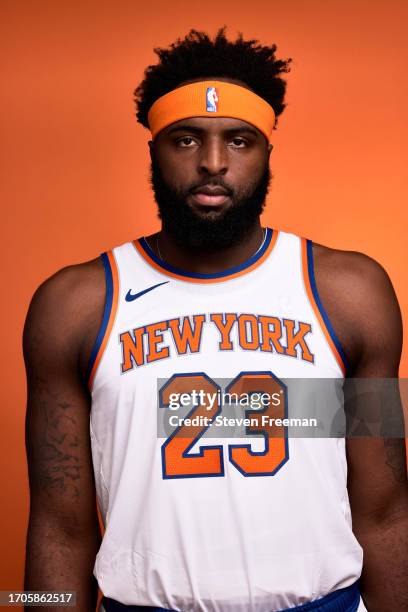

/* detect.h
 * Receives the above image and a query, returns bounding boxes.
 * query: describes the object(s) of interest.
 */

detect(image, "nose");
[198,137,228,176]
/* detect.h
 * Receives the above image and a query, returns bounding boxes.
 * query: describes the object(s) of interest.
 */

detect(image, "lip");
[189,185,231,207]
[191,185,229,196]
[189,192,230,206]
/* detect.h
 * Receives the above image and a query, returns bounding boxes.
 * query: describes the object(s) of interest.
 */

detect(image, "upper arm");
[313,244,407,523]
[346,254,403,377]
[336,254,408,522]
[24,261,104,536]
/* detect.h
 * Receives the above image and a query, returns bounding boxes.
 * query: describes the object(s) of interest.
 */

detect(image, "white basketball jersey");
[89,228,363,612]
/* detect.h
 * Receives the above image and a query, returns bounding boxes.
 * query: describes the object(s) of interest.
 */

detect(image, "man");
[24,28,408,611]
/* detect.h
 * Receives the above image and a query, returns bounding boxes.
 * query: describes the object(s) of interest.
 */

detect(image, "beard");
[149,157,271,250]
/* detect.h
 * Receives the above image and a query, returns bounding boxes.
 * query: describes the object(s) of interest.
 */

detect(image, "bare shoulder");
[23,256,106,383]
[311,241,402,374]
[313,241,392,287]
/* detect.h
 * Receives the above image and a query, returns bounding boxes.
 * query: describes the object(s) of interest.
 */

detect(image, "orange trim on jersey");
[88,251,120,390]
[301,238,347,376]
[132,230,279,284]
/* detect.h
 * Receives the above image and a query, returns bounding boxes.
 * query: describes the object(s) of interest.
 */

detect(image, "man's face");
[149,115,272,250]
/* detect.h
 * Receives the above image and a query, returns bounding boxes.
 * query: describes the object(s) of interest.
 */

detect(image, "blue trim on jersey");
[138,228,273,279]
[85,252,113,384]
[101,579,361,611]
[306,240,351,376]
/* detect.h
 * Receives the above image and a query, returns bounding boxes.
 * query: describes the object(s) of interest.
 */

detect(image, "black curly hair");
[134,27,292,130]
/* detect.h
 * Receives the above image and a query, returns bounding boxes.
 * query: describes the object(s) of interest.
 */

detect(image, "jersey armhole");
[86,251,119,391]
[301,237,350,377]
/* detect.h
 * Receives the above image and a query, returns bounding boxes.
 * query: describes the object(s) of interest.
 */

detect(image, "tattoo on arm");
[384,438,407,484]
[27,377,81,498]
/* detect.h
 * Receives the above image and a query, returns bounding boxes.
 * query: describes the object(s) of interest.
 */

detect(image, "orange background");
[1,0,407,596]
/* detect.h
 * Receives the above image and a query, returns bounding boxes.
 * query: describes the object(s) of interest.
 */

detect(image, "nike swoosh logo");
[125,281,169,302]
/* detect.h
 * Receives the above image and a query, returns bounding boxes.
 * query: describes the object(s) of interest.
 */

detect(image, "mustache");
[187,178,233,195]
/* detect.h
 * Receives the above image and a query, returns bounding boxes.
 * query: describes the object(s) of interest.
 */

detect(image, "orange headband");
[147,80,276,142]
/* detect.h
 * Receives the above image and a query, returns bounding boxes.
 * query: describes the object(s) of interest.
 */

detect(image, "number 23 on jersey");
[160,371,289,479]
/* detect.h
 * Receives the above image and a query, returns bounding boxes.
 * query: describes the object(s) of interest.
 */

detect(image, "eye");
[177,136,198,147]
[229,137,248,148]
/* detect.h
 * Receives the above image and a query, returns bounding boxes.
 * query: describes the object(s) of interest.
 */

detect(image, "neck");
[148,220,264,275]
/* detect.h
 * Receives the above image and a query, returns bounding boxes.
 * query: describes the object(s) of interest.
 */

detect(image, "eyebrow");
[166,124,259,137]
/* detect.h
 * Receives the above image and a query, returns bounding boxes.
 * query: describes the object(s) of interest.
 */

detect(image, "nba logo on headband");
[206,87,219,112]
